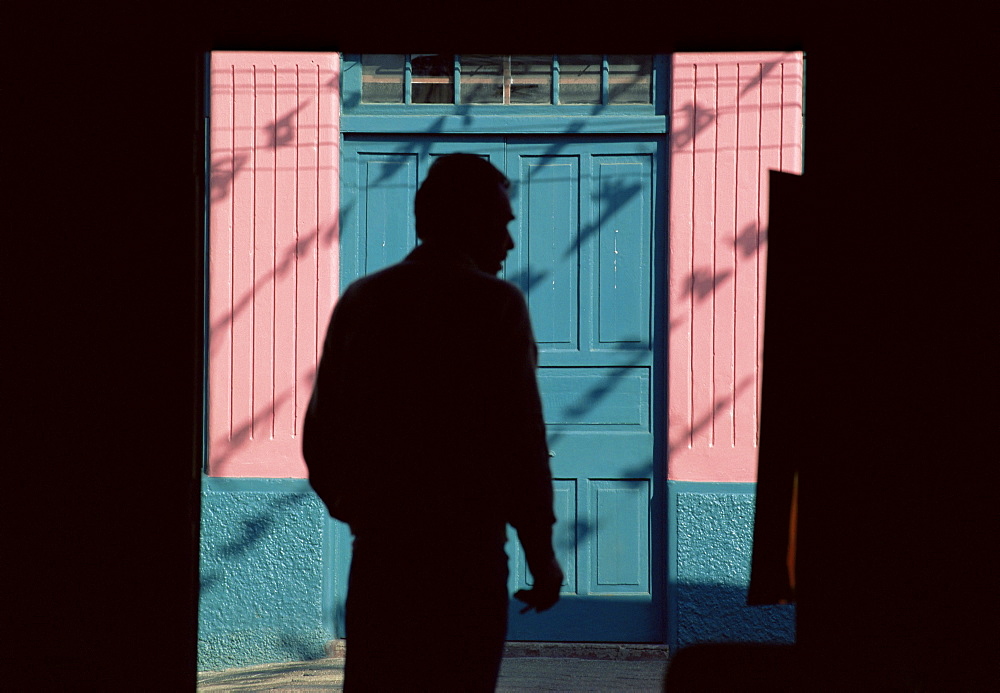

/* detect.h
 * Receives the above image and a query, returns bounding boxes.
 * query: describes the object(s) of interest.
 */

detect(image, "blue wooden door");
[340,135,664,642]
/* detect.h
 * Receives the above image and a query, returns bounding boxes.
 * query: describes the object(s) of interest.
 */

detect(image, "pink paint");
[207,52,340,477]
[668,52,803,482]
[205,50,801,481]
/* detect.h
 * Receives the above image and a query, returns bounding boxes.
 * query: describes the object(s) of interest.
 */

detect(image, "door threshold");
[503,642,669,660]
[326,639,669,661]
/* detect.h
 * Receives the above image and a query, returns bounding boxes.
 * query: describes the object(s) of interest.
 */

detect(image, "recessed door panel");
[595,157,651,346]
[517,157,580,349]
[361,153,418,273]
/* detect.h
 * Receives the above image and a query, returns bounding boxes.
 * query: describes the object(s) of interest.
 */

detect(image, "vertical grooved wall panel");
[208,52,340,477]
[668,53,803,482]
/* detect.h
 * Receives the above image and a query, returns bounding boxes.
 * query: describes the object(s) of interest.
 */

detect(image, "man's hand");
[514,557,563,613]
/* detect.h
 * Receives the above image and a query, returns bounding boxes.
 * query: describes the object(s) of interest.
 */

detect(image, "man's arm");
[302,291,359,524]
[514,526,564,613]
[494,287,563,611]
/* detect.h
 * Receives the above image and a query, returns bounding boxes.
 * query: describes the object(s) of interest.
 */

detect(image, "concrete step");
[504,642,669,661]
[325,639,669,661]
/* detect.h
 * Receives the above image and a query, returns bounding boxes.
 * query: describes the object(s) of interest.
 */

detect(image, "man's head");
[414,153,515,275]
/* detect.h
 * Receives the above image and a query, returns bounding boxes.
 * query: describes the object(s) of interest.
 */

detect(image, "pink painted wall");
[205,51,801,481]
[207,52,340,477]
[667,52,804,482]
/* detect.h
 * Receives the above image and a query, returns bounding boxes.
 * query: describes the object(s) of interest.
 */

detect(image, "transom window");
[360,54,653,106]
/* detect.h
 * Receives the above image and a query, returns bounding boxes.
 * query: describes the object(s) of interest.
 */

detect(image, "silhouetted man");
[304,154,563,692]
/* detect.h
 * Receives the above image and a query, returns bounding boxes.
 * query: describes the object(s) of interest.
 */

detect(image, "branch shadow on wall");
[200,493,315,595]
[202,58,783,664]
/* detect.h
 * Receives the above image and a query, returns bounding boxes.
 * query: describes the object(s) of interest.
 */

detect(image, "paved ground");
[198,643,670,692]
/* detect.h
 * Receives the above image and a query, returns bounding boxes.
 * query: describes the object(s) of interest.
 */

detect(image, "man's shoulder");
[468,269,523,296]
[339,262,414,300]
[456,270,527,312]
[345,257,524,305]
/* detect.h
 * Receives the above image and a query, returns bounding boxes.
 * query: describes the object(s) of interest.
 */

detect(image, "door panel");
[504,139,660,641]
[361,153,418,273]
[595,156,651,346]
[511,155,580,349]
[340,135,663,641]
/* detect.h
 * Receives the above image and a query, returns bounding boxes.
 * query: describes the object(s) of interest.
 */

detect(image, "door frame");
[336,130,669,642]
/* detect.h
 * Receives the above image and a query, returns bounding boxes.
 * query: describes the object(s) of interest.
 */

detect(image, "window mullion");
[553,55,561,105]
[404,55,412,105]
[356,54,656,110]
[601,55,609,106]
[503,55,512,105]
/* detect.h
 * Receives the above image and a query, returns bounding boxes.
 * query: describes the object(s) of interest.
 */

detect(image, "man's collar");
[405,242,479,272]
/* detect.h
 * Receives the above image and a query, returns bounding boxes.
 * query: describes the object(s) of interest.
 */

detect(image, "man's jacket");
[303,242,556,551]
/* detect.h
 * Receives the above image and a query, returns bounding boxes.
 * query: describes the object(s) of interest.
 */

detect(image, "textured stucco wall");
[199,480,792,668]
[199,480,330,671]
[671,484,795,648]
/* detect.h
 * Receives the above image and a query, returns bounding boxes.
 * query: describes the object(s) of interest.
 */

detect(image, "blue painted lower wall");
[668,481,796,648]
[199,478,332,671]
[198,478,793,670]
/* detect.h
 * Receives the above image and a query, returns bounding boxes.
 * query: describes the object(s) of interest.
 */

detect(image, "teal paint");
[340,54,666,122]
[340,135,666,642]
[667,481,795,650]
[339,55,668,136]
[340,114,668,135]
[199,478,332,671]
[325,513,353,639]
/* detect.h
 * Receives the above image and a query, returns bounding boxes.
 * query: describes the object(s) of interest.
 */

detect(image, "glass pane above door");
[510,55,553,104]
[608,55,653,104]
[359,54,653,106]
[557,55,602,105]
[461,54,504,104]
[411,54,455,104]
[361,54,404,104]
